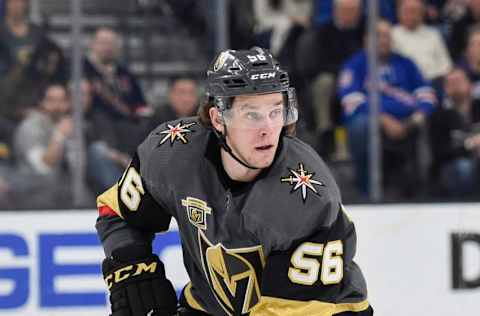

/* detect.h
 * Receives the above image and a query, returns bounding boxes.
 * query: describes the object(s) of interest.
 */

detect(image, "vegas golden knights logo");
[198,230,265,316]
[182,197,212,230]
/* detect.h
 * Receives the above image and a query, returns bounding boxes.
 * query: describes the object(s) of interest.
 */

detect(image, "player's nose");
[259,117,278,136]
[258,123,273,137]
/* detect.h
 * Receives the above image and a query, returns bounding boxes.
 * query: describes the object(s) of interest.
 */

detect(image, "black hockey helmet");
[206,47,298,126]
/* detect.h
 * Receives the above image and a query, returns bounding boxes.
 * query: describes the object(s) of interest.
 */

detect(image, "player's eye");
[245,112,261,121]
[269,108,282,120]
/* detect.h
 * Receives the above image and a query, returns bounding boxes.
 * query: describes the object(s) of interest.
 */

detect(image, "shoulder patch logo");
[182,197,212,230]
[281,163,325,202]
[156,121,196,146]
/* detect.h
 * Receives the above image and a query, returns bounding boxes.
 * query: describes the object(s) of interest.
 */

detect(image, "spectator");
[85,27,150,119]
[84,27,152,155]
[448,0,480,61]
[338,20,436,197]
[312,0,397,27]
[13,84,71,179]
[83,27,155,193]
[457,25,480,114]
[297,0,364,155]
[150,77,199,127]
[0,0,41,76]
[429,68,480,197]
[392,0,452,82]
[0,0,67,123]
[69,80,126,196]
[12,84,74,208]
[253,0,311,69]
[424,0,453,25]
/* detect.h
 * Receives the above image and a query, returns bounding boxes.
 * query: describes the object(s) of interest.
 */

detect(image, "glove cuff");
[102,244,178,315]
[103,255,165,292]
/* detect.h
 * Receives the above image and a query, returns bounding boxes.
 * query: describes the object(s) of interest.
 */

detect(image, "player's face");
[224,93,284,169]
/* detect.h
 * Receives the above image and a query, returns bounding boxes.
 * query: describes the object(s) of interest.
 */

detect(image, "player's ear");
[209,106,225,134]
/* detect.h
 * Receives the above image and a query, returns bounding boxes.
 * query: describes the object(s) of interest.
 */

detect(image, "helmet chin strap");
[211,127,259,170]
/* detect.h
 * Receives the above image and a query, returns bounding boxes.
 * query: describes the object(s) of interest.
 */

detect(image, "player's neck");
[220,148,261,182]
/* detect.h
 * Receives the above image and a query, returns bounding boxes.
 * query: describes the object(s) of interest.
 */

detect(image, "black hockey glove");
[102,244,178,316]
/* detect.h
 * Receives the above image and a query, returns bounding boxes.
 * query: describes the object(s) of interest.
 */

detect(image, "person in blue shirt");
[313,0,397,28]
[338,20,436,197]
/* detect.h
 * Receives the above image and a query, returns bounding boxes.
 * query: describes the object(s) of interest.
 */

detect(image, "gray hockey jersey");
[96,117,370,316]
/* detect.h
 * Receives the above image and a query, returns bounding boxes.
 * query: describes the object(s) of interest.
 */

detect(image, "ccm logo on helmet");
[104,261,158,289]
[251,72,276,80]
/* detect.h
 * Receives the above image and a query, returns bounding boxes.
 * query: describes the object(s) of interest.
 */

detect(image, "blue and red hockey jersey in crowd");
[338,50,436,122]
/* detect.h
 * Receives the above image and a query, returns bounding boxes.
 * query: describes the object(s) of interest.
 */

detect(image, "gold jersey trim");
[250,296,370,316]
[96,184,122,218]
[184,282,206,312]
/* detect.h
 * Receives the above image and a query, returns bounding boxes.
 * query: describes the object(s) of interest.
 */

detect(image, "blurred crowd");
[0,0,480,209]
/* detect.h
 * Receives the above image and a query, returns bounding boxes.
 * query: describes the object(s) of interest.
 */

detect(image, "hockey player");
[96,47,373,316]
